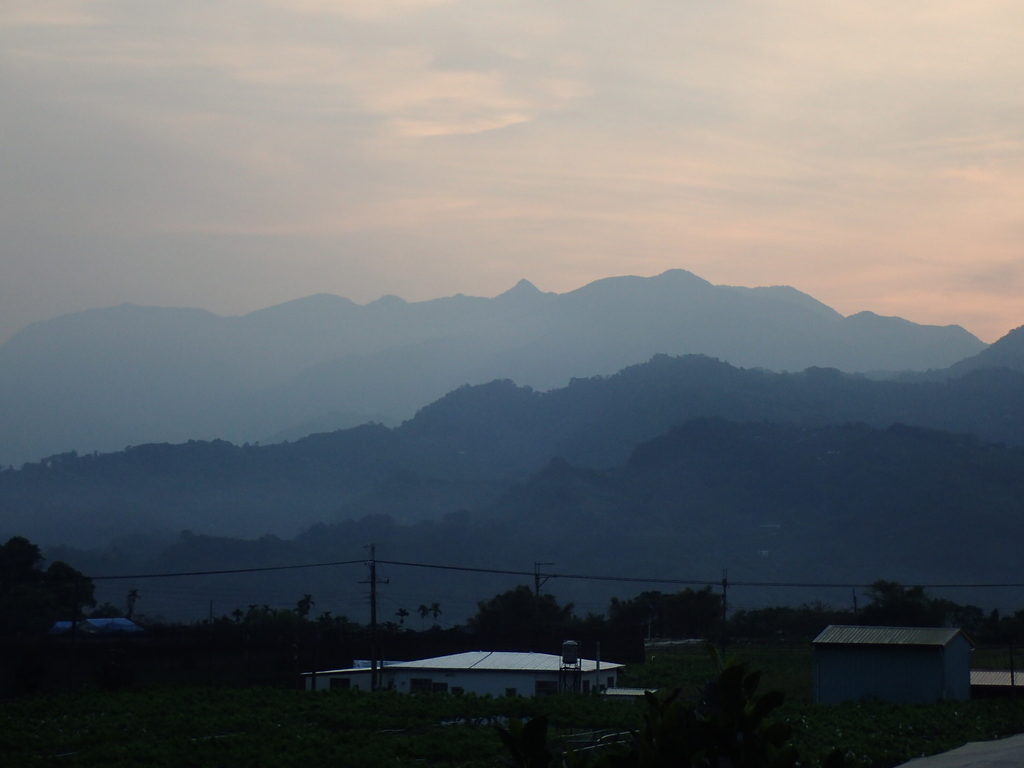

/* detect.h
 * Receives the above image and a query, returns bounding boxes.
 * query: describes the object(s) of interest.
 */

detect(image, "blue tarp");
[48,618,143,635]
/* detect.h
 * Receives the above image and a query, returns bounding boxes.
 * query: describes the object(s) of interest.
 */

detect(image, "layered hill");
[942,324,1024,376]
[0,269,984,466]
[6,352,1024,550]
[55,418,1024,622]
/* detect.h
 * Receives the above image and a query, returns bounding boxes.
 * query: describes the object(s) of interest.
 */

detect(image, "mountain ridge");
[0,270,988,466]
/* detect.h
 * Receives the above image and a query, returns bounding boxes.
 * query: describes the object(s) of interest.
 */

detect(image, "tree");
[430,602,442,627]
[608,588,722,640]
[296,593,314,620]
[860,580,948,627]
[396,607,409,627]
[0,536,95,632]
[662,587,721,638]
[0,537,43,589]
[608,591,663,638]
[728,602,849,642]
[469,585,574,641]
[497,648,802,768]
[126,589,140,621]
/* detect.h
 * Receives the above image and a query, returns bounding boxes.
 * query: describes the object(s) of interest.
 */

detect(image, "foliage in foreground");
[501,650,1024,768]
[4,673,1024,767]
[786,698,1024,768]
[0,686,636,768]
[499,648,804,768]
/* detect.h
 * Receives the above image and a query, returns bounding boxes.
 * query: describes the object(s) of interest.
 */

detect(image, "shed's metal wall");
[941,636,972,701]
[814,645,948,704]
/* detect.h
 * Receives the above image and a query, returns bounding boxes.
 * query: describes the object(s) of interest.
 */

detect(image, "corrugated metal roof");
[390,651,622,673]
[305,667,369,676]
[812,625,967,647]
[971,670,1023,687]
[302,650,623,676]
[603,687,655,698]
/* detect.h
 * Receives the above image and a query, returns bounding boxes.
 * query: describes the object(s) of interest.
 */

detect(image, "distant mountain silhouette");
[0,270,985,466]
[943,324,1024,376]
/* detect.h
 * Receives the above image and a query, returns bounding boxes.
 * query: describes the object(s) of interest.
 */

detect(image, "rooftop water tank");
[562,640,579,665]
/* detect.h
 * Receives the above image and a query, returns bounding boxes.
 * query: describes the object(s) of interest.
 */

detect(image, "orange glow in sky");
[1,0,1021,342]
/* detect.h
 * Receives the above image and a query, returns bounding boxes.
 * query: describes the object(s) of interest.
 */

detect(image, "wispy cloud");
[1,0,1022,342]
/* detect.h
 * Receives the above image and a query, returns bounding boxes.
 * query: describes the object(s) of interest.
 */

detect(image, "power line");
[379,559,1024,590]
[380,559,537,578]
[86,555,1024,591]
[89,559,366,581]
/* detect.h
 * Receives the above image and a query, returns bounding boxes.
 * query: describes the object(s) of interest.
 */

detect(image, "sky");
[1,1,1022,344]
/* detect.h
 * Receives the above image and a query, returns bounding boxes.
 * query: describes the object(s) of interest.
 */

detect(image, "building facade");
[303,650,622,696]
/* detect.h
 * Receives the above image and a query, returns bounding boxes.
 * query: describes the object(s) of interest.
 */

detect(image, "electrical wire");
[90,558,366,580]
[84,556,1024,591]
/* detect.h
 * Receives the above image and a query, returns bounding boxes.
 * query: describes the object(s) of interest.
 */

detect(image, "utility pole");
[207,599,214,687]
[311,627,319,692]
[852,589,858,617]
[534,562,554,597]
[533,562,554,652]
[721,569,728,623]
[70,577,81,691]
[1011,637,1016,697]
[362,544,388,691]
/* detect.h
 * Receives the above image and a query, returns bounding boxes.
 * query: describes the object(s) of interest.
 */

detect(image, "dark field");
[4,645,1024,767]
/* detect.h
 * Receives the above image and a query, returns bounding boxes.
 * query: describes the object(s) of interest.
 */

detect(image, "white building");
[303,650,623,696]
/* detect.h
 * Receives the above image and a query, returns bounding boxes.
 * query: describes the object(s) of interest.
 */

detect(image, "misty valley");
[2,317,1023,621]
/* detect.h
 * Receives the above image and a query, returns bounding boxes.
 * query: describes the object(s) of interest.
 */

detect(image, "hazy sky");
[2,1,1022,343]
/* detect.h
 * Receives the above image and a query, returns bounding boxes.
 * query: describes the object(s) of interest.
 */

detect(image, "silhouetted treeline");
[7,555,1024,698]
[729,581,1024,645]
[0,536,95,634]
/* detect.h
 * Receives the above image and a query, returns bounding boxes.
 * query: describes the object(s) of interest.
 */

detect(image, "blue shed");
[812,625,973,704]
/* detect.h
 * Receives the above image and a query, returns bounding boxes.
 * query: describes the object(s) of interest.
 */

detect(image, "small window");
[410,678,433,693]
[505,688,517,697]
[535,680,558,697]
[329,678,350,690]
[607,677,614,688]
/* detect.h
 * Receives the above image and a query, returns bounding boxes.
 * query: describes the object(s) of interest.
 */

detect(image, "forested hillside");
[47,418,1024,623]
[4,353,1024,550]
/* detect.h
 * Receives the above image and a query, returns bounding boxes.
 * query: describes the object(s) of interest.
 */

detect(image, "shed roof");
[971,670,1022,687]
[304,650,623,677]
[812,625,971,647]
